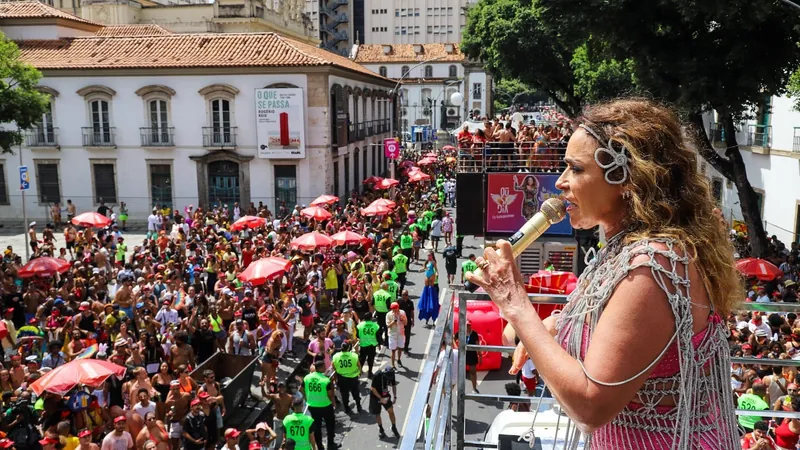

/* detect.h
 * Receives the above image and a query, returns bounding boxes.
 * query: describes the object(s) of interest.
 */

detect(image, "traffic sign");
[19,166,29,191]
[384,138,400,159]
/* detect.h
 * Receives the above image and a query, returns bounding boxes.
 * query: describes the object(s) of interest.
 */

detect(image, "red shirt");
[741,432,776,450]
[242,248,254,268]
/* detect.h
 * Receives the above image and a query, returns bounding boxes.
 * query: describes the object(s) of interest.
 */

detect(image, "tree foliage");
[0,32,50,154]
[463,0,800,257]
[492,78,548,112]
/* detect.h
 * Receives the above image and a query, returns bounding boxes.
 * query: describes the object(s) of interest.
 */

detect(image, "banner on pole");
[19,166,29,191]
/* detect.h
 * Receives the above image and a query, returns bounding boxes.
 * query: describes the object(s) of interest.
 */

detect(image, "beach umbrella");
[408,171,432,182]
[229,215,267,231]
[310,195,339,206]
[300,206,332,221]
[442,145,456,151]
[71,212,111,228]
[290,232,334,251]
[330,230,369,246]
[375,178,400,190]
[363,176,383,185]
[238,257,291,285]
[30,359,127,396]
[417,158,436,166]
[361,204,392,217]
[369,198,396,209]
[424,152,438,157]
[736,258,783,281]
[17,257,71,278]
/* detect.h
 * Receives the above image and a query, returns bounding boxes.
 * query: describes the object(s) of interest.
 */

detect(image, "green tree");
[492,78,545,112]
[0,32,50,153]
[464,0,800,257]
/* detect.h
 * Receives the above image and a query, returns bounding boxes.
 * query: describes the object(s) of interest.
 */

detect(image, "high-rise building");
[307,0,356,56]
[365,0,468,45]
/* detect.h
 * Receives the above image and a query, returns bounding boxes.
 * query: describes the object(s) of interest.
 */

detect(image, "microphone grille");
[541,198,567,224]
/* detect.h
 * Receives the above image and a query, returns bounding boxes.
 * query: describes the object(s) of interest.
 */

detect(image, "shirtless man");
[169,332,196,370]
[114,280,133,319]
[198,370,226,419]
[164,380,191,449]
[9,355,25,389]
[23,285,43,323]
[28,222,38,254]
[493,122,516,169]
[136,412,170,450]
[66,199,76,222]
[261,380,293,449]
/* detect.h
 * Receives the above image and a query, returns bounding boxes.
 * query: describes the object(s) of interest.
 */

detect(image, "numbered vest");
[373,289,392,313]
[386,280,400,301]
[304,372,332,407]
[357,321,379,347]
[332,351,360,378]
[400,234,413,249]
[283,413,314,450]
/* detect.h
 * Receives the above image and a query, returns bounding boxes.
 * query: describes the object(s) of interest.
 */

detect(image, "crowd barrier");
[456,142,567,173]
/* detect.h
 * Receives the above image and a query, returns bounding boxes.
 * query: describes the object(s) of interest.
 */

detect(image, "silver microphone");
[464,197,567,292]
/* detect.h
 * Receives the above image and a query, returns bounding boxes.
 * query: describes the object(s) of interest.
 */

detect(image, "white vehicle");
[482,407,585,450]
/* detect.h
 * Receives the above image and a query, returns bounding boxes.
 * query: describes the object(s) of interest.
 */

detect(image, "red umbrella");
[736,258,784,281]
[408,171,432,182]
[310,195,339,206]
[442,145,456,151]
[424,152,438,157]
[229,215,266,231]
[71,212,111,228]
[30,359,126,396]
[528,270,579,295]
[330,230,368,246]
[238,257,291,285]
[290,232,334,251]
[375,178,400,190]
[300,206,332,221]
[363,176,383,185]
[369,198,396,209]
[17,257,71,278]
[361,203,392,217]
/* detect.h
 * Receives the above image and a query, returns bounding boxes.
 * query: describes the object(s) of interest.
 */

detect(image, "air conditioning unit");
[447,108,456,117]
[423,107,431,116]
[401,108,408,116]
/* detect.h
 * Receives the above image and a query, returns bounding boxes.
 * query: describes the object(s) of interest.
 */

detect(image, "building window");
[363,147,368,183]
[210,98,234,145]
[92,163,117,204]
[427,25,433,33]
[447,25,454,34]
[0,164,7,205]
[148,99,170,144]
[274,165,297,212]
[424,65,433,78]
[401,89,409,106]
[33,101,56,146]
[149,163,172,210]
[36,162,60,204]
[333,160,340,197]
[414,26,420,34]
[414,8,420,16]
[434,7,439,15]
[447,7,453,15]
[372,146,377,176]
[89,99,112,145]
[401,66,410,77]
[344,155,350,196]
[449,65,457,77]
[427,7,432,16]
[472,83,482,98]
[394,8,399,16]
[353,148,360,191]
[400,8,406,16]
[395,26,400,35]
[379,66,387,77]
[401,27,407,35]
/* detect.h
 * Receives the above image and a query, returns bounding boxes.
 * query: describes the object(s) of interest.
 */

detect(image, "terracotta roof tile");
[95,24,173,37]
[0,1,100,26]
[354,43,464,64]
[15,32,390,82]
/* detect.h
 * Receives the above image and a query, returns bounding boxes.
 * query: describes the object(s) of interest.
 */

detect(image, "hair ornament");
[579,124,630,185]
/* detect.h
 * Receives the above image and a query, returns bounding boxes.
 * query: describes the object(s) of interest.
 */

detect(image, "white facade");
[364,0,468,44]
[702,94,800,244]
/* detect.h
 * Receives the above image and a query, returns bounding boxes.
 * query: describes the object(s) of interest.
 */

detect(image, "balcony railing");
[202,127,237,148]
[140,127,175,147]
[81,127,116,147]
[457,141,567,173]
[746,124,772,148]
[366,121,374,137]
[25,128,58,147]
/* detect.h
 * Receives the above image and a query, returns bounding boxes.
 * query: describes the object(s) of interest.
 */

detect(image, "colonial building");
[702,96,800,244]
[353,43,491,134]
[0,2,394,222]
[48,0,318,45]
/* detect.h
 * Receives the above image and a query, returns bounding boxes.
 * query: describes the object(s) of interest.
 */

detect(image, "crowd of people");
[0,152,459,450]
[455,117,572,173]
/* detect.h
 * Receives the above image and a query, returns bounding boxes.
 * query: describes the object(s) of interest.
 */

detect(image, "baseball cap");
[114,416,126,423]
[224,428,241,439]
[198,391,210,400]
[78,430,92,438]
[170,380,180,387]
[0,439,13,448]
[249,443,261,450]
[191,399,201,407]
[79,302,91,311]
[390,302,400,310]
[742,344,753,350]
[255,422,269,431]
[38,437,57,446]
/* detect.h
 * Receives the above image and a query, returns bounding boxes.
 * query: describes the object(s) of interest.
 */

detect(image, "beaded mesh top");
[554,233,739,450]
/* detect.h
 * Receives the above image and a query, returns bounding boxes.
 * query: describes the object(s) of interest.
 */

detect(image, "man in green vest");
[399,230,413,261]
[392,248,409,293]
[331,341,363,415]
[383,272,400,301]
[356,313,380,378]
[737,381,769,432]
[283,397,317,450]
[303,360,338,450]
[372,283,393,347]
[461,254,478,284]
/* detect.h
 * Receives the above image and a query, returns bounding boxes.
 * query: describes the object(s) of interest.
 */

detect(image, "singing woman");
[467,99,741,449]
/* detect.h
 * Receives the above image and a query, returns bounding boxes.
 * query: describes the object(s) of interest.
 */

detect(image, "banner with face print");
[486,173,572,235]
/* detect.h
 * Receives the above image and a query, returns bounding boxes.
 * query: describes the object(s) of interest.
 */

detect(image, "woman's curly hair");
[578,98,742,315]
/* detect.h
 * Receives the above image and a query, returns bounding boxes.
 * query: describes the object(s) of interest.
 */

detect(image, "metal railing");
[456,142,567,173]
[747,124,772,148]
[81,127,116,147]
[202,126,237,148]
[402,290,800,450]
[25,128,58,147]
[140,127,175,147]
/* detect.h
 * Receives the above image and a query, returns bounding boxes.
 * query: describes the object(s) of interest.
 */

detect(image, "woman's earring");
[622,190,632,200]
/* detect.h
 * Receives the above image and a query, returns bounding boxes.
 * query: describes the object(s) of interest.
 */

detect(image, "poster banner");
[486,173,572,235]
[255,88,305,159]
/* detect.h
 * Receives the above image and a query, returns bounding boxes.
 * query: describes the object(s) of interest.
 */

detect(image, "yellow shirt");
[324,268,338,290]
[63,435,80,450]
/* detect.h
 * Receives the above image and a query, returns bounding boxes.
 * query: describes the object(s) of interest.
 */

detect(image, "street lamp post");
[388,55,446,181]
[432,78,464,131]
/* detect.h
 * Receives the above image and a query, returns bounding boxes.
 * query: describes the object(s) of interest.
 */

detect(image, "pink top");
[308,338,334,371]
